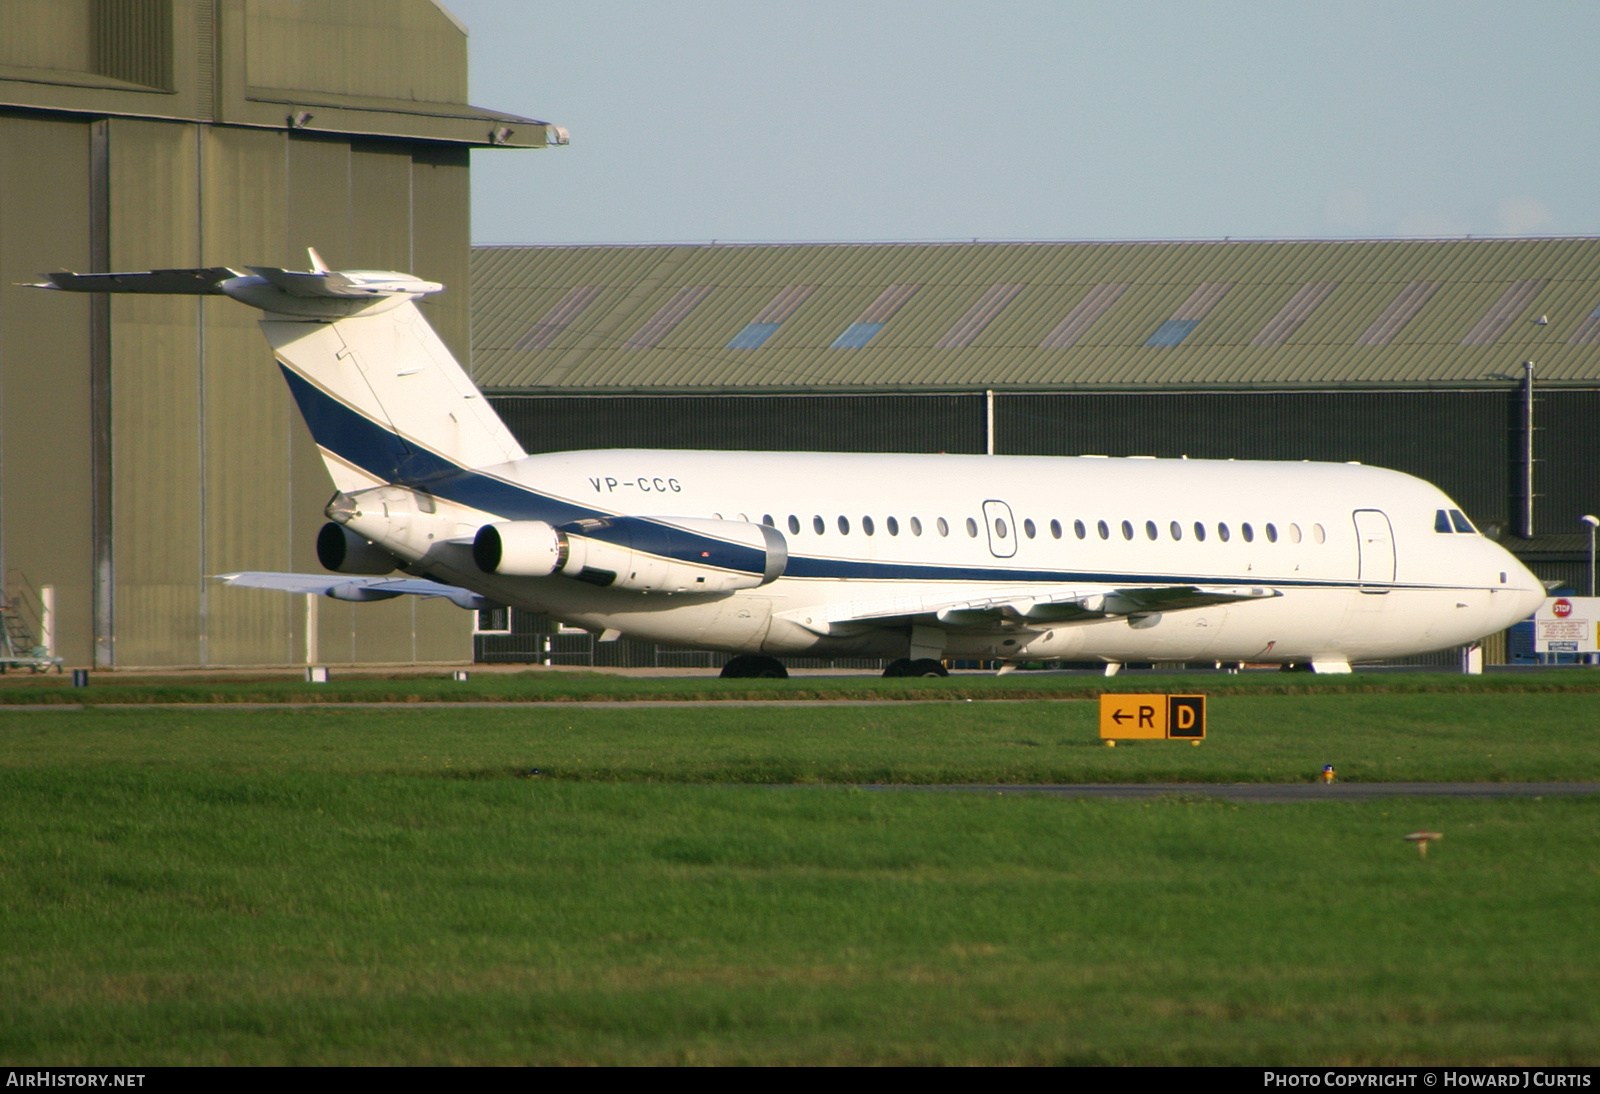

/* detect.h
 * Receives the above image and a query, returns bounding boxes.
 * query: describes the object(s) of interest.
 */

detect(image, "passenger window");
[1265,523,1277,543]
[966,517,979,538]
[937,518,949,537]
[1435,509,1452,533]
[886,516,899,536]
[1121,520,1134,541]
[1288,523,1302,543]
[1242,523,1254,543]
[911,517,923,536]
[1023,519,1036,539]
[1097,520,1110,540]
[994,518,1008,539]
[862,516,874,535]
[1072,519,1084,539]
[737,513,748,523]
[838,516,850,535]
[813,515,825,535]
[1312,523,1326,544]
[1170,521,1182,541]
[1449,509,1475,534]
[1193,521,1206,542]
[1145,520,1158,541]
[1218,522,1231,542]
[763,514,775,527]
[788,515,800,534]
[1052,519,1064,539]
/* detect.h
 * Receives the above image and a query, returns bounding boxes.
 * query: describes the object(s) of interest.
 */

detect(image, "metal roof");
[470,239,1600,393]
[0,0,559,149]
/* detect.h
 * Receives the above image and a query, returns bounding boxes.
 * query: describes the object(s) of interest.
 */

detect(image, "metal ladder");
[0,572,61,673]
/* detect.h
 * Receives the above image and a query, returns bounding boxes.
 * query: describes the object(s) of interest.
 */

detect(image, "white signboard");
[1533,596,1600,654]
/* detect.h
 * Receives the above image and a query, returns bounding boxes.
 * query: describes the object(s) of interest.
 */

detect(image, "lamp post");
[1584,515,1599,598]
[1583,516,1599,666]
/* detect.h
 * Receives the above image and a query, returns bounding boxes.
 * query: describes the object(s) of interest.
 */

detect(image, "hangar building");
[0,0,558,668]
[469,240,1600,666]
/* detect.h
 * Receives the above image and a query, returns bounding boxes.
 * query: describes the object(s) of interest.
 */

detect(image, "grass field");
[2,667,1598,706]
[2,683,1598,1064]
[5,691,1598,784]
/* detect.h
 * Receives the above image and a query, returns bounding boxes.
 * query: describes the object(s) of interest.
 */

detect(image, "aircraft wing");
[216,572,498,611]
[786,584,1282,636]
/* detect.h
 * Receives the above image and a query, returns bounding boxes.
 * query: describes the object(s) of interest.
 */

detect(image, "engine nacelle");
[472,520,567,577]
[316,522,399,575]
[474,516,787,594]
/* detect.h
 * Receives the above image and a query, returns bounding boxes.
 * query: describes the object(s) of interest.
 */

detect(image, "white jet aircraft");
[42,254,1546,677]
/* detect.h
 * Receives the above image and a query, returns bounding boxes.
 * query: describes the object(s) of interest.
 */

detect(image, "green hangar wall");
[0,0,558,668]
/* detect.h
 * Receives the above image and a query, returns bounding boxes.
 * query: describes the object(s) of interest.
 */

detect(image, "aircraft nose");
[1500,552,1546,623]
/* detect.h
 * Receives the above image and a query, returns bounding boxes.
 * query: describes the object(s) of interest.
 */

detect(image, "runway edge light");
[1098,693,1207,741]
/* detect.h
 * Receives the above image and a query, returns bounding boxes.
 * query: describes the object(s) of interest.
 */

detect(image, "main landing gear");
[882,658,949,678]
[719,654,789,679]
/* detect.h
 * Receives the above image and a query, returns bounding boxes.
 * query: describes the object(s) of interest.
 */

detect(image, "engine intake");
[316,522,399,575]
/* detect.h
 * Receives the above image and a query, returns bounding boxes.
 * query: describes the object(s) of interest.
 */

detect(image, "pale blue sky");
[445,1,1600,245]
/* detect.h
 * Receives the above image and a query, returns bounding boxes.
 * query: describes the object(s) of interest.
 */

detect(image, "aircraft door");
[1353,509,1396,593]
[982,500,1017,559]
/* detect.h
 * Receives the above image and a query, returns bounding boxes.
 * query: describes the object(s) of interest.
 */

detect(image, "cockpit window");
[1449,509,1476,534]
[1435,509,1452,533]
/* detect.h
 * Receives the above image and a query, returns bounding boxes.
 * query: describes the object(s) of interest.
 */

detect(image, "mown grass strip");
[2,668,1599,706]
[4,692,1597,784]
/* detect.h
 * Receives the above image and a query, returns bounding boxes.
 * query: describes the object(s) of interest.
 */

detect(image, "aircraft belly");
[487,576,777,652]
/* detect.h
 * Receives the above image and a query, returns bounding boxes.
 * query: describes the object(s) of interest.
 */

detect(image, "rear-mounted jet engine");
[474,516,786,594]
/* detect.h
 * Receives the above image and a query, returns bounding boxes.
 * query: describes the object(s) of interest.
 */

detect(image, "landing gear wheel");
[882,658,915,677]
[909,658,949,678]
[720,654,788,679]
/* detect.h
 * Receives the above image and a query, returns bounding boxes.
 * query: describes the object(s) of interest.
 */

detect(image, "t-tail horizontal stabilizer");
[39,268,241,294]
[37,247,527,491]
[36,249,444,317]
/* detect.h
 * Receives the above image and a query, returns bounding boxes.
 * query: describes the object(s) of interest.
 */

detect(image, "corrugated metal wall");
[492,393,986,455]
[0,113,477,666]
[0,113,96,666]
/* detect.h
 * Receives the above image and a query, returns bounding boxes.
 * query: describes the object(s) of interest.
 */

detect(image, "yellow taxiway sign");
[1098,693,1207,740]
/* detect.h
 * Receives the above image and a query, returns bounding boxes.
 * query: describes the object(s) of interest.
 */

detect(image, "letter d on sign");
[1167,695,1206,739]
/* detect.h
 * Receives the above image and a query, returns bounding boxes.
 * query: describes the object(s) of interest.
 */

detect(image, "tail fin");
[37,253,528,493]
[266,301,526,493]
